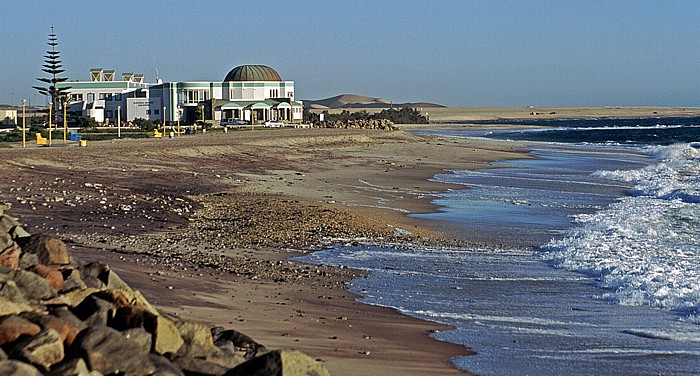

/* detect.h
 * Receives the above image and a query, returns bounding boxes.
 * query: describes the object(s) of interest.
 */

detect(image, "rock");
[60,269,88,293]
[10,329,64,371]
[32,308,87,346]
[110,305,155,331]
[0,359,42,376]
[60,287,99,307]
[174,321,216,358]
[45,357,91,376]
[16,234,70,265]
[211,327,266,359]
[71,295,113,327]
[173,356,231,376]
[78,262,129,290]
[151,315,184,356]
[0,215,22,235]
[0,295,36,316]
[149,354,185,376]
[0,243,21,269]
[0,233,14,251]
[29,264,64,292]
[0,315,41,346]
[9,268,55,301]
[224,350,330,376]
[18,252,39,270]
[76,326,155,376]
[0,348,6,361]
[122,327,153,353]
[9,225,31,240]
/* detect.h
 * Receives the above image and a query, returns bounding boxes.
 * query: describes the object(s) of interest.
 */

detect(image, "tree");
[33,27,70,126]
[133,118,155,131]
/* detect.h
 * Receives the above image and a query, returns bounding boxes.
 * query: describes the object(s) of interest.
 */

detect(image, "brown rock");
[11,329,64,372]
[0,243,21,269]
[18,252,39,270]
[173,356,230,376]
[16,234,70,265]
[60,269,88,293]
[0,359,42,376]
[224,350,330,376]
[212,327,266,359]
[110,305,155,331]
[29,264,64,292]
[77,326,155,376]
[33,308,87,346]
[151,316,184,356]
[0,315,41,346]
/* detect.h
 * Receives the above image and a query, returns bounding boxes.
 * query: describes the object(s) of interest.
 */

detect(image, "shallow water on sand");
[298,144,700,375]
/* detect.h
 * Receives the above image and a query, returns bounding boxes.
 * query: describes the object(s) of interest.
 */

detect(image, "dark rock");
[71,295,113,326]
[149,353,185,376]
[9,225,31,240]
[78,262,129,290]
[110,305,155,332]
[45,357,90,376]
[211,327,266,359]
[122,327,152,353]
[10,329,64,372]
[18,252,39,270]
[172,356,231,376]
[60,269,87,292]
[9,269,55,301]
[0,315,41,346]
[0,359,42,376]
[16,234,70,266]
[76,326,155,375]
[32,308,87,346]
[224,350,330,376]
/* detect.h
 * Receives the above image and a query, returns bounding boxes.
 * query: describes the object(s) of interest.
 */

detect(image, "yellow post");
[117,106,121,138]
[21,99,26,148]
[63,102,67,143]
[177,107,181,137]
[200,105,204,132]
[163,106,167,135]
[48,103,52,146]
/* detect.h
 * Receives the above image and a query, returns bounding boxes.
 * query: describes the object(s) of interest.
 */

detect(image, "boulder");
[18,252,39,270]
[122,327,153,353]
[32,308,87,346]
[78,262,129,290]
[76,326,155,376]
[0,242,21,269]
[224,350,330,376]
[60,269,88,293]
[45,357,91,376]
[16,234,70,266]
[10,329,64,371]
[29,264,64,292]
[174,321,216,358]
[0,233,14,251]
[0,214,22,235]
[71,295,114,327]
[110,305,155,331]
[151,315,184,356]
[149,354,185,376]
[212,327,266,359]
[0,315,41,346]
[0,359,42,376]
[172,356,231,376]
[9,225,31,240]
[9,269,55,301]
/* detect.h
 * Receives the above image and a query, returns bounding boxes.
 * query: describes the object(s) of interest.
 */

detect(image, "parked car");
[221,118,247,126]
[263,121,284,128]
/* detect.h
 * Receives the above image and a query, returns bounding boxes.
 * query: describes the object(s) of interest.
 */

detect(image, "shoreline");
[0,128,530,375]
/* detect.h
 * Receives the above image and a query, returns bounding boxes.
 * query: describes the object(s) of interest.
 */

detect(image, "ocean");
[298,117,700,375]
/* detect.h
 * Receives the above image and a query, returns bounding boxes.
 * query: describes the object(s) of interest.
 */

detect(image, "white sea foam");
[543,143,700,318]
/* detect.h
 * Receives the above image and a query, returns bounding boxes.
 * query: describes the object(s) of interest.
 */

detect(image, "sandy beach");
[0,127,530,374]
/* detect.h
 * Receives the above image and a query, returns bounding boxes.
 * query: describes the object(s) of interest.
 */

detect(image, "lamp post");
[177,106,181,137]
[63,100,67,143]
[163,106,167,135]
[21,99,26,148]
[48,102,53,146]
[117,106,121,138]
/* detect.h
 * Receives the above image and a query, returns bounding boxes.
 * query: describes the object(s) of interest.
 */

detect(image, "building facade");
[58,65,303,125]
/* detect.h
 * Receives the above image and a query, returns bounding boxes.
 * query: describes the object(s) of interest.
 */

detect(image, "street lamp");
[117,106,121,138]
[177,106,181,137]
[21,99,26,148]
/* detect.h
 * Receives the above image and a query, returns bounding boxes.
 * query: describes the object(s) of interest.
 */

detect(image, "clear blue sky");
[2,0,700,108]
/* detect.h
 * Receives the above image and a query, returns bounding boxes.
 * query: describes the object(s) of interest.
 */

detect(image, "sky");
[1,0,700,108]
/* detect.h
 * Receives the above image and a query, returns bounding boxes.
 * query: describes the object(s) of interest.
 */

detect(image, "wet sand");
[0,128,529,375]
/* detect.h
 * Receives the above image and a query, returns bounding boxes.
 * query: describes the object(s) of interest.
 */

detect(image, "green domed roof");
[224,65,282,82]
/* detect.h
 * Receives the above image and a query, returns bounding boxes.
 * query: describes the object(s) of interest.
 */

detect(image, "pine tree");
[33,27,70,125]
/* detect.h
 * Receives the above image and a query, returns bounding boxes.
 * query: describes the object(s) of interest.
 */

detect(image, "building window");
[115,94,122,101]
[154,109,160,115]
[146,110,151,115]
[99,93,107,100]
[105,110,113,118]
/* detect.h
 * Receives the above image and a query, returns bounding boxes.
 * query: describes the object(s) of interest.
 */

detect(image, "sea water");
[298,117,700,375]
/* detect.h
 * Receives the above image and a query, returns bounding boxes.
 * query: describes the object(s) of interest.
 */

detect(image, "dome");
[224,65,282,82]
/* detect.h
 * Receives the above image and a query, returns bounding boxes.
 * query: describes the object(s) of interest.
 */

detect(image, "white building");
[58,65,303,125]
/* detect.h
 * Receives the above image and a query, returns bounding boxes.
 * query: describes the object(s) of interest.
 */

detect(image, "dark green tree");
[33,27,70,126]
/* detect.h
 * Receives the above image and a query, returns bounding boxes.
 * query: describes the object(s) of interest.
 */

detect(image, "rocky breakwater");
[0,205,329,376]
[321,119,397,130]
